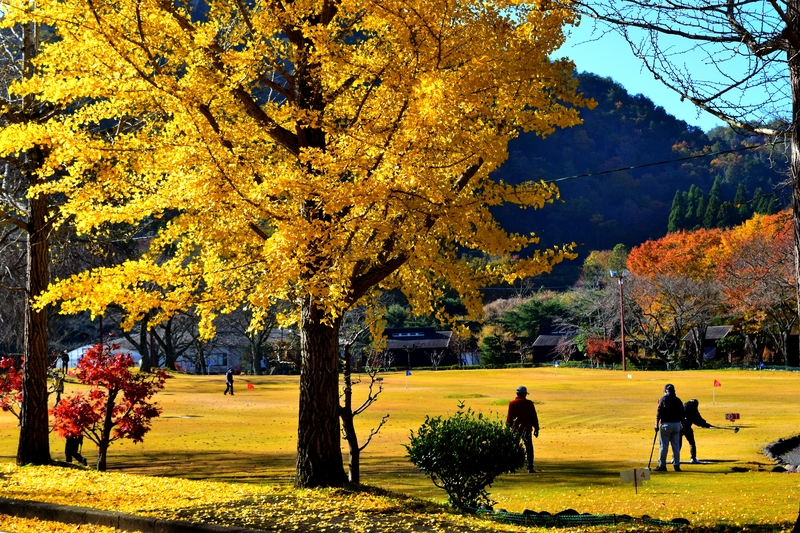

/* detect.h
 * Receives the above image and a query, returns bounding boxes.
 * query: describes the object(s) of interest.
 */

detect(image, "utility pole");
[610,270,629,371]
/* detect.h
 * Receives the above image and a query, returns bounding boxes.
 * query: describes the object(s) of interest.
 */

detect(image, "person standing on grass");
[506,385,539,473]
[224,368,234,395]
[52,372,64,406]
[65,432,88,466]
[60,350,70,375]
[683,399,712,464]
[655,383,684,472]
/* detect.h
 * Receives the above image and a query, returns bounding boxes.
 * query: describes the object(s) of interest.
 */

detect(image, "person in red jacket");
[506,385,540,473]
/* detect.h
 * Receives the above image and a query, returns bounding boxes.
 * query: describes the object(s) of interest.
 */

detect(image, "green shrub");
[405,403,525,509]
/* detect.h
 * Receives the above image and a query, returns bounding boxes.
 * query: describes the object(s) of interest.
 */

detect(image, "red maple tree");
[51,345,169,471]
[585,338,621,366]
[0,357,23,418]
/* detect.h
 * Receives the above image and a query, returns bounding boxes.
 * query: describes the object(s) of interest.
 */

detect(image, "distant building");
[65,340,141,370]
[682,325,733,361]
[384,327,455,368]
[532,334,577,363]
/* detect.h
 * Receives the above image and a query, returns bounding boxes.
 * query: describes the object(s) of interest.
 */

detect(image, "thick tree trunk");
[295,298,347,488]
[16,149,51,466]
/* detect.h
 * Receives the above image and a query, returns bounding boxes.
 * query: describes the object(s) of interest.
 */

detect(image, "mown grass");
[0,367,798,530]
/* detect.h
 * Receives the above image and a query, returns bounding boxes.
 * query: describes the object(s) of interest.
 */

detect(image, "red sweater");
[506,397,539,432]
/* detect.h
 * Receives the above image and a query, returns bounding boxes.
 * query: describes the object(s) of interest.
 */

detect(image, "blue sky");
[554,21,727,133]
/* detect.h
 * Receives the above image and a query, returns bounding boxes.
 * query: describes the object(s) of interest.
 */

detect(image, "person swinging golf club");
[683,399,712,464]
[654,383,685,472]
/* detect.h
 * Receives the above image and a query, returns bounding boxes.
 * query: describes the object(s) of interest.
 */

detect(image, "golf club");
[710,425,740,433]
[648,427,658,469]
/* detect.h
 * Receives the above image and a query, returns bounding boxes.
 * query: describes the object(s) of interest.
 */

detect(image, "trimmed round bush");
[405,404,525,509]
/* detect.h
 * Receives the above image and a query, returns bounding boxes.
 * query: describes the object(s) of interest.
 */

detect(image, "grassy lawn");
[0,366,798,529]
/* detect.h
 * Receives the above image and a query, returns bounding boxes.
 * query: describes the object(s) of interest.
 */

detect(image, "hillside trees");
[714,211,796,365]
[569,0,800,350]
[11,1,591,487]
[627,229,724,367]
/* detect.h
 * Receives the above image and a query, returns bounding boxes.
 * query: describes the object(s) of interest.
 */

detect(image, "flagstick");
[712,387,715,405]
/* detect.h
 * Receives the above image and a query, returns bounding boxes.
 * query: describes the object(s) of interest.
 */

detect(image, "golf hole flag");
[712,379,721,404]
[247,382,255,390]
[714,379,721,387]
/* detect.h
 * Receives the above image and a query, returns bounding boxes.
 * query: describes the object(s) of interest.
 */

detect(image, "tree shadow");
[107,450,298,483]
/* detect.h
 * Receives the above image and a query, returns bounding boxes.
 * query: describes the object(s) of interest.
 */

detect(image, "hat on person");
[664,383,675,393]
[516,386,528,396]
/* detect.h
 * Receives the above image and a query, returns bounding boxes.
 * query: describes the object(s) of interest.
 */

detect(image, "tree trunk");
[96,390,117,471]
[340,353,360,484]
[343,411,360,484]
[139,322,151,372]
[295,298,347,488]
[16,147,51,466]
[791,13,800,347]
[96,441,109,471]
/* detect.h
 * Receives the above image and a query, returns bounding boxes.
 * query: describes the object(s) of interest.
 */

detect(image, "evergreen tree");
[667,191,686,232]
[716,201,738,228]
[703,177,723,228]
[609,243,629,272]
[752,187,766,214]
[694,192,707,230]
[684,185,701,229]
[733,183,750,222]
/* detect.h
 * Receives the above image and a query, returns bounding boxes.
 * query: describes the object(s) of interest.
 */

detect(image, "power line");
[544,143,778,184]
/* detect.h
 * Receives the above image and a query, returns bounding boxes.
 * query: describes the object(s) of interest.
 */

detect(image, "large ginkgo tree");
[2,0,591,486]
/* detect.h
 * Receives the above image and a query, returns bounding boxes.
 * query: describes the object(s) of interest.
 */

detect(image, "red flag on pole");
[713,379,721,387]
[247,382,255,390]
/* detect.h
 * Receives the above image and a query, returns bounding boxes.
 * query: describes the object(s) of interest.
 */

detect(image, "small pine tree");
[667,191,686,233]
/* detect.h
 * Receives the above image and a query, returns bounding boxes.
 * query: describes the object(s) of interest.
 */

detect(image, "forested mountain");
[491,72,788,286]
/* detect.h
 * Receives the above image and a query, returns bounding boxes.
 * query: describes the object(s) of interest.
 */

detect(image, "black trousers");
[65,437,86,464]
[683,426,697,460]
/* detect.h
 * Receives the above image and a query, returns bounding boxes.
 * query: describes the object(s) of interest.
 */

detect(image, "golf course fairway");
[1,366,797,527]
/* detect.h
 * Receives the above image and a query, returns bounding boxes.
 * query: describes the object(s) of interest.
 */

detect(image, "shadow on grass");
[107,450,297,484]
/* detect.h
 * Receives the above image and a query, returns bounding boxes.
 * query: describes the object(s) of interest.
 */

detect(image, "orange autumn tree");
[3,0,591,486]
[714,211,796,364]
[627,229,724,367]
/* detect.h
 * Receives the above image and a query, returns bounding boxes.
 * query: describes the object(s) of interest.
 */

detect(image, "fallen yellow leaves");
[0,514,118,532]
[0,464,520,533]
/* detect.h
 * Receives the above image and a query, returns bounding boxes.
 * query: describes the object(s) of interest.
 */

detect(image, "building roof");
[533,334,576,347]
[385,328,453,350]
[682,325,733,342]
